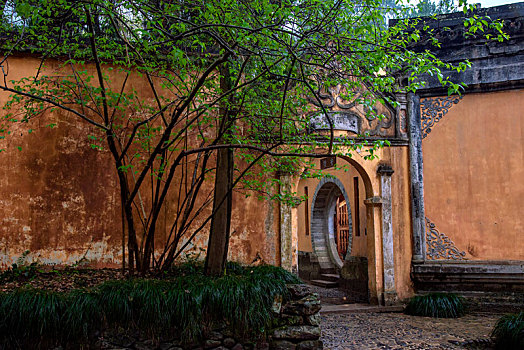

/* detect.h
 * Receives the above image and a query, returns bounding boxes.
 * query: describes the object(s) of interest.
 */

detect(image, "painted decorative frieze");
[309,112,360,133]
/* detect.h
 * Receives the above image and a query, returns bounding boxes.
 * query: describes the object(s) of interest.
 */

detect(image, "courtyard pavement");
[321,311,499,349]
[322,313,501,350]
[308,284,500,349]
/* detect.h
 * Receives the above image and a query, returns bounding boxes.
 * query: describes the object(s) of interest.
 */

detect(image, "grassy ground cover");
[491,311,524,350]
[404,292,466,318]
[0,262,301,348]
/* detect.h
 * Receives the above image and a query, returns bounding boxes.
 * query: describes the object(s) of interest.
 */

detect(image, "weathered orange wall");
[0,56,280,268]
[422,90,524,261]
[0,107,123,267]
[0,55,416,301]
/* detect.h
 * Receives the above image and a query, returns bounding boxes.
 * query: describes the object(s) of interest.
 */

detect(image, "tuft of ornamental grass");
[404,292,465,318]
[0,263,300,348]
[0,288,66,341]
[491,311,524,350]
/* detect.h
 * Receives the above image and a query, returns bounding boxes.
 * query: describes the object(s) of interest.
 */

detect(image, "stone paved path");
[321,312,500,350]
[307,284,359,304]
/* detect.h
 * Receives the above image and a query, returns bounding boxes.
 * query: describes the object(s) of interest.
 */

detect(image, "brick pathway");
[321,312,500,349]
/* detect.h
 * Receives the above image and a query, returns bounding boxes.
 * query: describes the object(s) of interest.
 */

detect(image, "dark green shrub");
[0,263,300,348]
[404,292,465,318]
[491,311,524,350]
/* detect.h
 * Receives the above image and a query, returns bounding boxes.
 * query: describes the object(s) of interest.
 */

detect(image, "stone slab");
[320,303,403,315]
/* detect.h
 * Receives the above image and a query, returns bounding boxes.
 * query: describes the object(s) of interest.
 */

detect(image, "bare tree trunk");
[204,63,234,276]
[204,145,233,276]
[121,195,126,273]
[105,129,140,274]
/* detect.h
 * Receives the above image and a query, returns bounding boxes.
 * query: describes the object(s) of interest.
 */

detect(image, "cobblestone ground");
[321,312,500,350]
[307,284,356,304]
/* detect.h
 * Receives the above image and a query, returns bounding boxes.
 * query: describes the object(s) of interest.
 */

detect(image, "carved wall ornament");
[310,111,360,133]
[307,75,395,136]
[364,109,394,137]
[307,77,363,110]
[395,92,408,139]
[420,95,463,139]
[425,217,467,260]
[506,17,523,34]
[419,17,524,46]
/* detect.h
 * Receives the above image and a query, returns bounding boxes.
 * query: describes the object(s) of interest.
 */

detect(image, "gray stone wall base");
[383,291,398,306]
[99,284,323,350]
[339,257,369,303]
[412,261,524,292]
[298,252,323,281]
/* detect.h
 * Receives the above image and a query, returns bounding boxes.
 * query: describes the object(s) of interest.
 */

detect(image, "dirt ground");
[0,266,124,292]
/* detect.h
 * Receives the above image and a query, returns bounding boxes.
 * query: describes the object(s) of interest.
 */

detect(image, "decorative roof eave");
[393,3,524,95]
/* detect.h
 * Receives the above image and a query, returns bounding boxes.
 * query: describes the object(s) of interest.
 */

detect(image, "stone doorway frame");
[310,177,352,270]
[281,155,397,305]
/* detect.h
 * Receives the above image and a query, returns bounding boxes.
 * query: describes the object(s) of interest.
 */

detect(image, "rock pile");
[269,284,323,350]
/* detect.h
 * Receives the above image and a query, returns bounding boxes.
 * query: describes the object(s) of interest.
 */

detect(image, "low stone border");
[97,284,323,350]
[270,284,323,350]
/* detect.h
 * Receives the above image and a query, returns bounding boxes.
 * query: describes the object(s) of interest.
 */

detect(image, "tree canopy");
[0,0,506,274]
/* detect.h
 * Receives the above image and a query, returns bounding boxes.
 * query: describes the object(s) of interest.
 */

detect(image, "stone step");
[321,304,404,314]
[310,279,339,288]
[317,256,331,262]
[320,273,340,282]
[418,290,524,302]
[417,290,524,313]
[320,268,338,275]
[315,251,329,258]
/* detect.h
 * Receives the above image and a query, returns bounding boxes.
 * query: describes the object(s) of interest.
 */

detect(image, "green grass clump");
[0,288,66,341]
[404,292,465,318]
[491,311,524,350]
[0,263,300,348]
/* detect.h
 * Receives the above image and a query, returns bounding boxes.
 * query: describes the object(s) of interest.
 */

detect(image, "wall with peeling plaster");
[0,56,279,269]
[422,90,524,261]
[10,55,522,303]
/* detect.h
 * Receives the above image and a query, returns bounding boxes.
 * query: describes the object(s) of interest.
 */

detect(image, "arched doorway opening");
[310,177,352,271]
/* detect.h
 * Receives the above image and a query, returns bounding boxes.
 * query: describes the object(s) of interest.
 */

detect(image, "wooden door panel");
[336,196,350,260]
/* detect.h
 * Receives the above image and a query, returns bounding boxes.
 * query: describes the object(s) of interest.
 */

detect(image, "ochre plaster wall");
[0,56,415,301]
[422,90,524,261]
[0,56,280,268]
[0,115,281,269]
